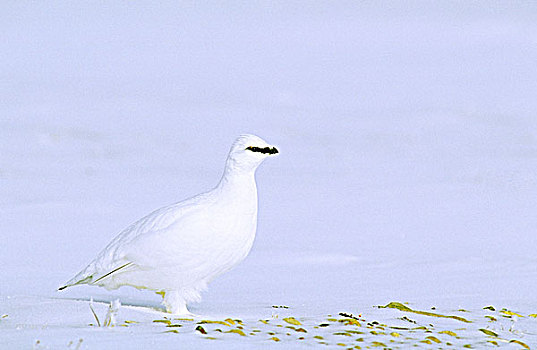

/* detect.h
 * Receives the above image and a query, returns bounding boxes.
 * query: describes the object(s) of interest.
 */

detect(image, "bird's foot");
[161,290,195,317]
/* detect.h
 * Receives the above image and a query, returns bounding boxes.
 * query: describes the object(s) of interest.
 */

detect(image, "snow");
[2,1,537,348]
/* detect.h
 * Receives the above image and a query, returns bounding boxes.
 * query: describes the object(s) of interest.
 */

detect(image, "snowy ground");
[2,1,537,349]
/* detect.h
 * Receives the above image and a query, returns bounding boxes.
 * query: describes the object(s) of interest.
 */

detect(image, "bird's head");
[226,134,279,172]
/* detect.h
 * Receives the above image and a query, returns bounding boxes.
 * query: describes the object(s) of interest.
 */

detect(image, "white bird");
[59,134,278,315]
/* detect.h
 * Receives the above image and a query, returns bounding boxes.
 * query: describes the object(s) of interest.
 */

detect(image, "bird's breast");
[202,203,257,276]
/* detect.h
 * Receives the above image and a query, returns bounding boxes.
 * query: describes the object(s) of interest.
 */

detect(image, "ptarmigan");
[59,134,278,314]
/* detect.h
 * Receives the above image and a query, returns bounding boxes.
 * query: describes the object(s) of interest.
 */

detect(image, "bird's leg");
[162,290,191,315]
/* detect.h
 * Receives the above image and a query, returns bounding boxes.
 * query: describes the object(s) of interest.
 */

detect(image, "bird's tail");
[58,275,93,291]
[58,262,133,291]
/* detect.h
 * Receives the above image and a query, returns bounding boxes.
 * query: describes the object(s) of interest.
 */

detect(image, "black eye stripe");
[245,146,279,154]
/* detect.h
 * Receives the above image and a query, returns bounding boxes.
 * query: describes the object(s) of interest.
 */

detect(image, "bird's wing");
[121,202,217,269]
[59,192,215,290]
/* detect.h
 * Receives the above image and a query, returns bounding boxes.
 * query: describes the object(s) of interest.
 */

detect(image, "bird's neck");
[216,165,258,203]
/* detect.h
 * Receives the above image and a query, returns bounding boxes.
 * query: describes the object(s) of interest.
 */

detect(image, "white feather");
[59,134,278,314]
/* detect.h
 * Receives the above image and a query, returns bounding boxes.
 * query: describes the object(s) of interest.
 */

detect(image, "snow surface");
[2,1,537,348]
